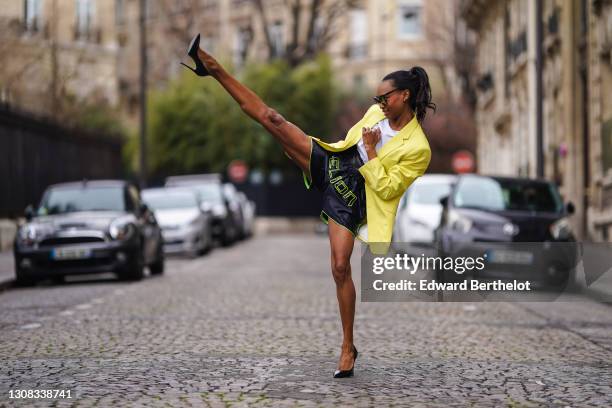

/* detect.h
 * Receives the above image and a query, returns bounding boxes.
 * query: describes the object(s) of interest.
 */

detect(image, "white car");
[142,187,213,257]
[393,174,456,255]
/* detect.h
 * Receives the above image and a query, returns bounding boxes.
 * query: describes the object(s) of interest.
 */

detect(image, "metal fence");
[0,107,124,217]
[236,177,323,217]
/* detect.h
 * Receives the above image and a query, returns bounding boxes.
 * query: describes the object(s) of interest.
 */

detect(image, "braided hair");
[383,67,436,123]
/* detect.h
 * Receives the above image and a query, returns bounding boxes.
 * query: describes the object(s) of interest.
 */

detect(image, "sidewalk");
[0,251,14,289]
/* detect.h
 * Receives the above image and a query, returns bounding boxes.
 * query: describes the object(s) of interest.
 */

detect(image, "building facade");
[0,0,121,117]
[0,0,461,118]
[461,0,612,241]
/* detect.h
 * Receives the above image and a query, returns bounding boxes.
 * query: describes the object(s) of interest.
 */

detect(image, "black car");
[434,175,577,286]
[165,174,240,246]
[13,180,164,285]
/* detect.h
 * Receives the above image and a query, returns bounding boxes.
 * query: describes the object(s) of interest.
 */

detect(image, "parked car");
[237,191,256,238]
[393,174,456,256]
[223,183,247,239]
[434,174,577,286]
[13,180,164,285]
[165,174,239,245]
[142,187,213,257]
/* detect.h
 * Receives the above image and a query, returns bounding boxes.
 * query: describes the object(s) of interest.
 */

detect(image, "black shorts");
[307,138,367,236]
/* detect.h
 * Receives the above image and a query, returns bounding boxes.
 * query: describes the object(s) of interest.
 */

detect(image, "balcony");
[73,26,102,44]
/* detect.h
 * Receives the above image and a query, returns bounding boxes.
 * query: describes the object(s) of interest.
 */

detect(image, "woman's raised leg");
[328,219,357,371]
[194,47,312,174]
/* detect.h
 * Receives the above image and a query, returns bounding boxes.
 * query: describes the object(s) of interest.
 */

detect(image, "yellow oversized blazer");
[302,104,431,254]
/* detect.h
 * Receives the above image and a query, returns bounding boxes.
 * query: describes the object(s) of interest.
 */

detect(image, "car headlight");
[448,210,472,234]
[109,221,135,240]
[550,218,573,241]
[212,204,227,217]
[17,224,39,246]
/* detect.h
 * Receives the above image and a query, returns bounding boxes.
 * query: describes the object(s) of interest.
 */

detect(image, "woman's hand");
[362,127,381,152]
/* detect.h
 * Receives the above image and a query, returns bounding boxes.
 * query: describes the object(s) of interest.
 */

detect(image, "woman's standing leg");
[328,219,357,371]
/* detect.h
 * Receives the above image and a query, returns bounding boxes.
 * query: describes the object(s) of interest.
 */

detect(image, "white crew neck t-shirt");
[356,118,400,164]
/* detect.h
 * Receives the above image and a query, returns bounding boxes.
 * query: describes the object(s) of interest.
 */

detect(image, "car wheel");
[15,268,36,287]
[120,252,145,281]
[197,233,210,255]
[221,230,234,247]
[150,245,165,275]
[51,275,65,285]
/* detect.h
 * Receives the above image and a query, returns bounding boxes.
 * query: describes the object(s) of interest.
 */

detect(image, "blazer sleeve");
[358,147,431,201]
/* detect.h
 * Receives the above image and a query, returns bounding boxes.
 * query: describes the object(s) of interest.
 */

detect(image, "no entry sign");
[228,160,249,183]
[452,150,475,174]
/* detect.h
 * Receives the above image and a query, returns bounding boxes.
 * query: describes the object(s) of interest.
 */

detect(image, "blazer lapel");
[375,115,419,161]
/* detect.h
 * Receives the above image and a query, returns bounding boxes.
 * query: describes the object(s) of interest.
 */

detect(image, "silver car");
[393,174,456,256]
[142,187,213,257]
[237,191,256,238]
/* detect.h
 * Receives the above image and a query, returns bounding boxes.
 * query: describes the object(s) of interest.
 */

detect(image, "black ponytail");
[383,66,436,123]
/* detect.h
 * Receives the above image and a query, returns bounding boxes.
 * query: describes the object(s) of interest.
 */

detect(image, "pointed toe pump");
[333,345,358,378]
[180,33,210,77]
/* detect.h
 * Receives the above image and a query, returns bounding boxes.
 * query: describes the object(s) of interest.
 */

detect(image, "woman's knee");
[331,257,351,283]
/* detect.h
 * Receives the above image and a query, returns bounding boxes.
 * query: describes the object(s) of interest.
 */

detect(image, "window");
[308,15,325,51]
[348,9,367,59]
[234,26,252,67]
[269,21,284,57]
[76,0,95,39]
[115,0,124,25]
[24,0,43,32]
[398,0,422,39]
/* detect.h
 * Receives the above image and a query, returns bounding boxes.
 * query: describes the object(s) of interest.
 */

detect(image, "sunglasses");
[373,88,401,105]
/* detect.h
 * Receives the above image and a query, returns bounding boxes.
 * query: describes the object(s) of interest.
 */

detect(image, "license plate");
[51,247,92,260]
[487,250,533,265]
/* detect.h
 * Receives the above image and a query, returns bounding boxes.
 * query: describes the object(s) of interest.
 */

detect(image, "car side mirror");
[25,205,34,221]
[566,201,575,215]
[439,196,449,207]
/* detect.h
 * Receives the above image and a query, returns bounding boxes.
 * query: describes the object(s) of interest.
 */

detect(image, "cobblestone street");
[0,234,611,407]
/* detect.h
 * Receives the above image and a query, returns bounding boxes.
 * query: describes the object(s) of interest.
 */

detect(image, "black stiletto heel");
[333,345,358,378]
[180,33,210,77]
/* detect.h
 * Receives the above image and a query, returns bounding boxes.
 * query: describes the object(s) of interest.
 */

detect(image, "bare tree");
[254,0,359,67]
[424,0,478,109]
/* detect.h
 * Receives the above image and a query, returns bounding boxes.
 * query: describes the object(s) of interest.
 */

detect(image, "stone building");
[0,0,462,118]
[0,0,122,116]
[461,0,612,241]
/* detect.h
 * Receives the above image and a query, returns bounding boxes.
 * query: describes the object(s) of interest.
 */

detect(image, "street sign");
[452,150,475,174]
[228,160,249,183]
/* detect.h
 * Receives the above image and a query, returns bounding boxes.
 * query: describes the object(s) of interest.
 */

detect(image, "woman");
[182,34,433,378]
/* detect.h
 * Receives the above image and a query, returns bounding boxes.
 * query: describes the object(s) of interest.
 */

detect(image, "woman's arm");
[359,148,431,200]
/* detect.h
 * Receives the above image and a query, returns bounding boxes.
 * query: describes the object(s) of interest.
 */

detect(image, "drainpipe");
[535,0,544,178]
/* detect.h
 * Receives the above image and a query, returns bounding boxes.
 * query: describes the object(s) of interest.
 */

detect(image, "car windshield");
[193,184,224,203]
[409,182,452,205]
[453,177,563,213]
[38,186,125,215]
[142,191,198,210]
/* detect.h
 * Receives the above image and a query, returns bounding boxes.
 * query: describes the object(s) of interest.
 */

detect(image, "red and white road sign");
[228,160,249,183]
[451,150,475,174]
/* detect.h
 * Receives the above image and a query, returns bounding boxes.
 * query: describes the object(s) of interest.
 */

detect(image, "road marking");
[58,310,75,316]
[20,323,41,330]
[75,303,92,310]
